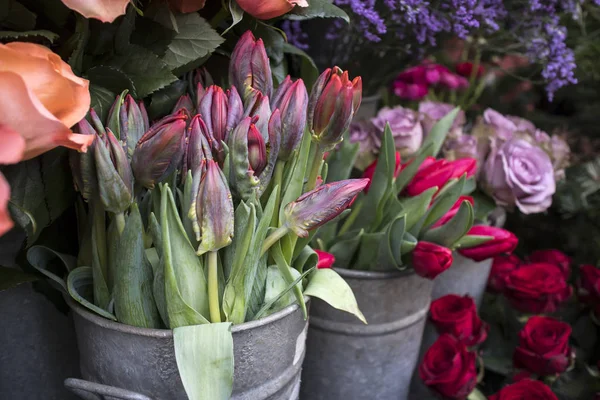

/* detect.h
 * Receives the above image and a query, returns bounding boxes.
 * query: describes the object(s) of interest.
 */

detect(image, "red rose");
[412,241,453,279]
[315,250,335,269]
[513,316,572,376]
[362,152,402,193]
[433,195,474,228]
[488,254,522,293]
[406,157,476,197]
[489,379,558,400]
[456,62,485,78]
[429,294,489,346]
[577,264,600,315]
[458,226,518,262]
[419,334,478,399]
[503,263,572,314]
[529,249,571,279]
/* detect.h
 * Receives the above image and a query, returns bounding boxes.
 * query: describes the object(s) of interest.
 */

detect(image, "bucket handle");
[64,378,153,400]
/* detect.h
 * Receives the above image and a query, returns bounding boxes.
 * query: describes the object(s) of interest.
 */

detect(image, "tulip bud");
[183,115,213,178]
[189,160,234,255]
[308,67,362,148]
[189,67,214,105]
[229,31,273,101]
[243,88,271,141]
[271,76,308,161]
[315,250,335,269]
[283,178,369,237]
[412,241,453,279]
[198,85,244,157]
[94,128,134,213]
[247,123,267,176]
[107,93,149,158]
[172,94,195,116]
[132,113,187,189]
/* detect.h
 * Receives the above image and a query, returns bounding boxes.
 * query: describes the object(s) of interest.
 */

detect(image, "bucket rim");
[66,295,306,337]
[333,267,415,280]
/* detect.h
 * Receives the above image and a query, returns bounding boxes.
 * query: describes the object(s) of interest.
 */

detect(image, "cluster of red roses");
[392,62,472,101]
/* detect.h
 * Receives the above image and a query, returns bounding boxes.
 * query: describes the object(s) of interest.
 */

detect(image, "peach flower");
[61,0,130,23]
[0,42,93,236]
[236,0,308,19]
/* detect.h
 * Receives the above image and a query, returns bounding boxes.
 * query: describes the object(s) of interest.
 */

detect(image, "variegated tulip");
[243,88,272,141]
[106,93,149,157]
[183,115,213,178]
[172,94,195,116]
[229,31,273,100]
[198,85,243,157]
[271,76,308,161]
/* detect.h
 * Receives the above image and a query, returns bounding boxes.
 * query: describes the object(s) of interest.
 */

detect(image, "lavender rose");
[443,135,479,162]
[419,101,466,138]
[483,138,556,214]
[371,106,423,156]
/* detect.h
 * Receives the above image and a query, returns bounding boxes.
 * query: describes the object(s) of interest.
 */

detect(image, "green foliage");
[286,0,350,22]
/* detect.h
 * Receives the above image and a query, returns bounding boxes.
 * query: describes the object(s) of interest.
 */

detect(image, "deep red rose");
[529,249,571,279]
[489,379,558,400]
[412,241,453,279]
[503,263,572,314]
[419,334,477,399]
[488,254,522,293]
[362,152,402,193]
[392,81,429,100]
[315,250,335,269]
[513,316,572,376]
[429,294,489,346]
[577,264,600,316]
[405,157,476,197]
[456,62,485,78]
[433,195,474,228]
[458,226,518,262]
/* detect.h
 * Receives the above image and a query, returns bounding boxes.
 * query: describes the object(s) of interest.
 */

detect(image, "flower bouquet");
[30,31,369,400]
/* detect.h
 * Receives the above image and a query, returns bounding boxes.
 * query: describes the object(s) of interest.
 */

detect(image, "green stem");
[306,145,324,192]
[261,226,290,256]
[338,201,363,236]
[208,251,221,323]
[114,212,126,235]
[270,160,285,227]
[458,46,482,108]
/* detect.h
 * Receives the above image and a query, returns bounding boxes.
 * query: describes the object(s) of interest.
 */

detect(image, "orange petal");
[60,0,130,23]
[0,43,90,129]
[0,172,13,237]
[0,124,25,165]
[0,71,95,160]
[168,0,206,13]
[236,0,308,19]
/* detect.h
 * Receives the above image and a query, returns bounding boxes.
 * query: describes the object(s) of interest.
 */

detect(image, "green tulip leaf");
[387,215,406,266]
[292,245,318,274]
[329,229,363,268]
[67,266,117,321]
[325,136,360,184]
[421,175,467,232]
[394,143,433,194]
[455,234,494,249]
[271,241,307,319]
[401,232,418,254]
[90,204,111,310]
[353,232,385,270]
[422,200,474,248]
[27,245,77,293]
[420,107,460,157]
[400,187,437,231]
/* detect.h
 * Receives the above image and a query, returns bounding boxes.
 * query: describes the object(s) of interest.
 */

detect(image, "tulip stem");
[306,145,324,192]
[261,226,290,256]
[208,251,221,323]
[115,212,126,235]
[270,160,285,227]
[338,201,363,236]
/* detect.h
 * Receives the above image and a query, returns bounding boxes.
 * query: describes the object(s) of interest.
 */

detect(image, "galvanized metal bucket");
[431,253,493,310]
[353,94,381,121]
[66,297,308,400]
[301,268,433,400]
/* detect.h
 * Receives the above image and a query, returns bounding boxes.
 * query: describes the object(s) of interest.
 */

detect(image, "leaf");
[0,0,36,30]
[455,234,494,248]
[329,229,363,268]
[394,144,433,194]
[467,388,487,400]
[353,232,384,270]
[271,236,307,318]
[421,175,466,232]
[162,13,224,76]
[66,267,117,321]
[222,0,243,36]
[400,187,437,231]
[324,134,359,184]
[387,215,406,267]
[173,323,234,400]
[422,200,474,248]
[420,107,460,157]
[0,29,57,42]
[147,79,188,120]
[287,0,350,22]
[400,232,418,254]
[282,43,319,89]
[0,266,38,291]
[26,245,76,292]
[161,185,210,328]
[131,16,177,57]
[304,268,366,323]
[89,85,116,123]
[67,16,89,74]
[113,204,162,328]
[254,267,313,320]
[109,44,177,98]
[292,245,318,273]
[87,66,137,98]
[262,264,301,314]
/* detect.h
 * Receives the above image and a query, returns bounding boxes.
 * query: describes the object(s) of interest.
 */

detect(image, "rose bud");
[529,249,571,279]
[242,88,271,141]
[419,334,477,399]
[432,195,474,228]
[132,113,187,189]
[183,115,212,178]
[429,294,489,347]
[308,66,362,148]
[171,94,195,115]
[489,379,558,400]
[513,316,572,376]
[271,76,308,161]
[458,226,518,262]
[229,31,273,100]
[198,85,244,157]
[412,241,453,279]
[189,159,234,255]
[315,250,335,269]
[577,264,600,316]
[92,125,134,214]
[283,178,370,237]
[106,93,149,157]
[503,263,572,314]
[488,254,521,293]
[362,152,402,193]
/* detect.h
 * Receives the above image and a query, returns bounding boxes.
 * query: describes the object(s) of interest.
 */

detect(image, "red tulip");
[412,241,453,279]
[456,62,484,78]
[433,195,474,228]
[406,157,476,197]
[458,226,518,262]
[315,250,335,269]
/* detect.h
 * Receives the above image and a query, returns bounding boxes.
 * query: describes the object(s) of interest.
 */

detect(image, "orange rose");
[236,0,308,19]
[0,42,92,236]
[61,0,130,23]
